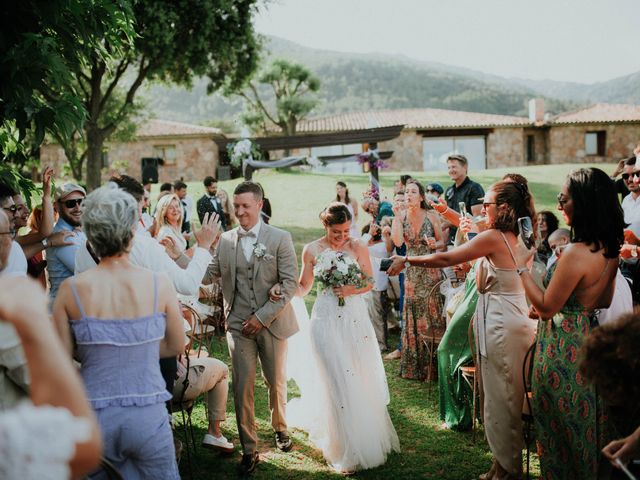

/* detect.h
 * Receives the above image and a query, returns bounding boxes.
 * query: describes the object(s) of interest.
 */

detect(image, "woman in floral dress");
[391,179,444,380]
[516,168,624,480]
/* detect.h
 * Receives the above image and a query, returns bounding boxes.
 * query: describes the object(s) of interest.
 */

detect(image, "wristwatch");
[404,256,411,269]
[41,237,48,248]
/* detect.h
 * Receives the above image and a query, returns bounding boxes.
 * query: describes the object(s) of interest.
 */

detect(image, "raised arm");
[387,229,498,275]
[516,243,590,319]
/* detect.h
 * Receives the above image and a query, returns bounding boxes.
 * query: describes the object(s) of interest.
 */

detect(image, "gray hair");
[82,182,139,258]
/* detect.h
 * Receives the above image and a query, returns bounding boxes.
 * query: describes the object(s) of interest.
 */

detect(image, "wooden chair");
[460,315,479,442]
[423,279,447,386]
[522,341,536,480]
[198,281,225,336]
[182,303,216,355]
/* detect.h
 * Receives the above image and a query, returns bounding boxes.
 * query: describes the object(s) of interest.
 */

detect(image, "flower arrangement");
[356,150,388,170]
[227,138,262,168]
[313,249,371,306]
[253,242,267,259]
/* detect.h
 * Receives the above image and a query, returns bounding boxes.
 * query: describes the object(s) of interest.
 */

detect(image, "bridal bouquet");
[313,250,370,306]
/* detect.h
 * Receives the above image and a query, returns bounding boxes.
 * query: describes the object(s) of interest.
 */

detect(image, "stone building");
[294,101,640,174]
[40,119,224,183]
[40,103,640,181]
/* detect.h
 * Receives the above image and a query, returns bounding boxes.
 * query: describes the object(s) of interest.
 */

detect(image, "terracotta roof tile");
[550,103,640,124]
[295,108,532,132]
[136,119,222,138]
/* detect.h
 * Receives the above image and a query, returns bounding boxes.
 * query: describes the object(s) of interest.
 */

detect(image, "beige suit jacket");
[204,223,299,339]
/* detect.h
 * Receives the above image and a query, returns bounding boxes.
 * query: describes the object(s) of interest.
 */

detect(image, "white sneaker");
[202,433,234,453]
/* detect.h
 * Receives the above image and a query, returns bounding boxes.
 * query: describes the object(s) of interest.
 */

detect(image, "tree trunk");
[85,125,104,191]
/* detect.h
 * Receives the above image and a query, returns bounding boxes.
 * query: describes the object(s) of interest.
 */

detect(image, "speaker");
[141,157,163,184]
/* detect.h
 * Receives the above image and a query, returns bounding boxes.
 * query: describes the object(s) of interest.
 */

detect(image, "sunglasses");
[2,205,17,214]
[622,171,640,181]
[482,202,497,208]
[557,193,569,207]
[63,198,84,208]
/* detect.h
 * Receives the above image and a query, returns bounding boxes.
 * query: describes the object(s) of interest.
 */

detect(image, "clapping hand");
[391,201,406,220]
[159,236,182,260]
[193,212,221,251]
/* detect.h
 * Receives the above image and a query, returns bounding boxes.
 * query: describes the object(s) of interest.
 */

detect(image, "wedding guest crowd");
[3,141,640,480]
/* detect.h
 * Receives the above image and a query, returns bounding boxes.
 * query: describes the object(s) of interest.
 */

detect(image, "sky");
[255,0,640,84]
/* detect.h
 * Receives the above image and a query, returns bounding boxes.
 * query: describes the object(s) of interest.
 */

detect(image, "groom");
[204,181,298,475]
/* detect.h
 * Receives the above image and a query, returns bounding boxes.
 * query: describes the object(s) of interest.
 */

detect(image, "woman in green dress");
[516,168,624,480]
[437,262,478,430]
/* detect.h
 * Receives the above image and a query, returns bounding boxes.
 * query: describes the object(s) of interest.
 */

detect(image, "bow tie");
[238,231,256,239]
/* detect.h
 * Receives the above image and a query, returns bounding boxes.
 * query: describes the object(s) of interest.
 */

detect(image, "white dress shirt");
[2,241,27,278]
[238,220,262,262]
[621,192,640,224]
[74,233,212,296]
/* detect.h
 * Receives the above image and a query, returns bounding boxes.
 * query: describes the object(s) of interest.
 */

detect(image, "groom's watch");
[404,256,411,269]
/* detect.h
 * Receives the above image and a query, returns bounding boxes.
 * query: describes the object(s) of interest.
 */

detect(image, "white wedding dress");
[287,288,400,472]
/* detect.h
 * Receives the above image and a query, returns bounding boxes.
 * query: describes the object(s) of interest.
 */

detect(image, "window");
[585,131,606,156]
[153,145,177,166]
[526,135,535,163]
[422,136,486,171]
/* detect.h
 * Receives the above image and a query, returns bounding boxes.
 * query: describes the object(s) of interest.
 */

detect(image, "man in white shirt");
[620,157,640,224]
[75,175,219,297]
[0,184,27,278]
[0,209,29,409]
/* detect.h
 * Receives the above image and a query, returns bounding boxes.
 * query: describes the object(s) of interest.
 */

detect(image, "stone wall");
[380,130,423,171]
[40,135,220,183]
[548,123,640,164]
[486,128,525,168]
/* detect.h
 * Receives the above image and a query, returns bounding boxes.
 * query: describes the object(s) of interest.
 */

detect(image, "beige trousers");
[173,356,228,422]
[226,327,288,454]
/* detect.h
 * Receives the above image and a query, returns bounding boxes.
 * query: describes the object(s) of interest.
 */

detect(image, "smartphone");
[379,258,393,272]
[458,201,468,218]
[518,217,535,249]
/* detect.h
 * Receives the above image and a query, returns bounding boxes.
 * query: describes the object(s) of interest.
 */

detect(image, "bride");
[277,202,400,474]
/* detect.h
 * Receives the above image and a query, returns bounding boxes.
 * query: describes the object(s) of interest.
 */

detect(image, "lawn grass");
[171,164,613,478]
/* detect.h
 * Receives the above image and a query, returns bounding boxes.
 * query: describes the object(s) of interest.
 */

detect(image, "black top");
[445,176,485,244]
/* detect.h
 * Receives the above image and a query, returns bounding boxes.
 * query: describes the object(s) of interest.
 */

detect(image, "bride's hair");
[320,202,352,226]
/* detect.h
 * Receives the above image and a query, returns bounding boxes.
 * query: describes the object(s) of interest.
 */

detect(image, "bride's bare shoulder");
[303,239,326,259]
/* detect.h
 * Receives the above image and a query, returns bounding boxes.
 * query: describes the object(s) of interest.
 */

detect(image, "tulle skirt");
[287,292,400,472]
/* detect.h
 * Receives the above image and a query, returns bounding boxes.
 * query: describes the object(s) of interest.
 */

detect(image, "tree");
[237,59,321,138]
[68,0,261,189]
[0,0,136,196]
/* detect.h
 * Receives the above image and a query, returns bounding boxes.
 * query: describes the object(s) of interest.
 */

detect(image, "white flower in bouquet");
[313,249,371,306]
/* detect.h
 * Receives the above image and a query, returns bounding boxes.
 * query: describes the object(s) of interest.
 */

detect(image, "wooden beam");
[216,125,405,151]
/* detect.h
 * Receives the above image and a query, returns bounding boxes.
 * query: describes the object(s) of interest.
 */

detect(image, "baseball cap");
[54,183,86,202]
[426,183,444,195]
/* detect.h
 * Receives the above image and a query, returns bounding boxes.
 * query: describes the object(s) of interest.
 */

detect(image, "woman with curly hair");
[516,168,624,480]
[389,180,537,479]
[581,312,640,476]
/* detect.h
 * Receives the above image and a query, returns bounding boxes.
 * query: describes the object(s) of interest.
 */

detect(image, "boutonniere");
[253,242,267,258]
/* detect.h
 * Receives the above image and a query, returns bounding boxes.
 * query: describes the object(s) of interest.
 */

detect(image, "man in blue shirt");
[47,183,86,300]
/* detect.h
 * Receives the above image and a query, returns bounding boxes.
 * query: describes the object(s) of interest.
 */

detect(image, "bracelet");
[516,266,528,275]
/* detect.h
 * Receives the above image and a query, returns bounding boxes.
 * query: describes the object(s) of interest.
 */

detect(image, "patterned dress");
[400,214,443,380]
[532,264,611,480]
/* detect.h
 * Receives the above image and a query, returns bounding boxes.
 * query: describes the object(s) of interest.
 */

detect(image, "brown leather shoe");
[238,452,259,476]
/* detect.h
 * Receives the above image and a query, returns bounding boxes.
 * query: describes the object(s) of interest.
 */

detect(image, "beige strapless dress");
[474,254,537,475]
